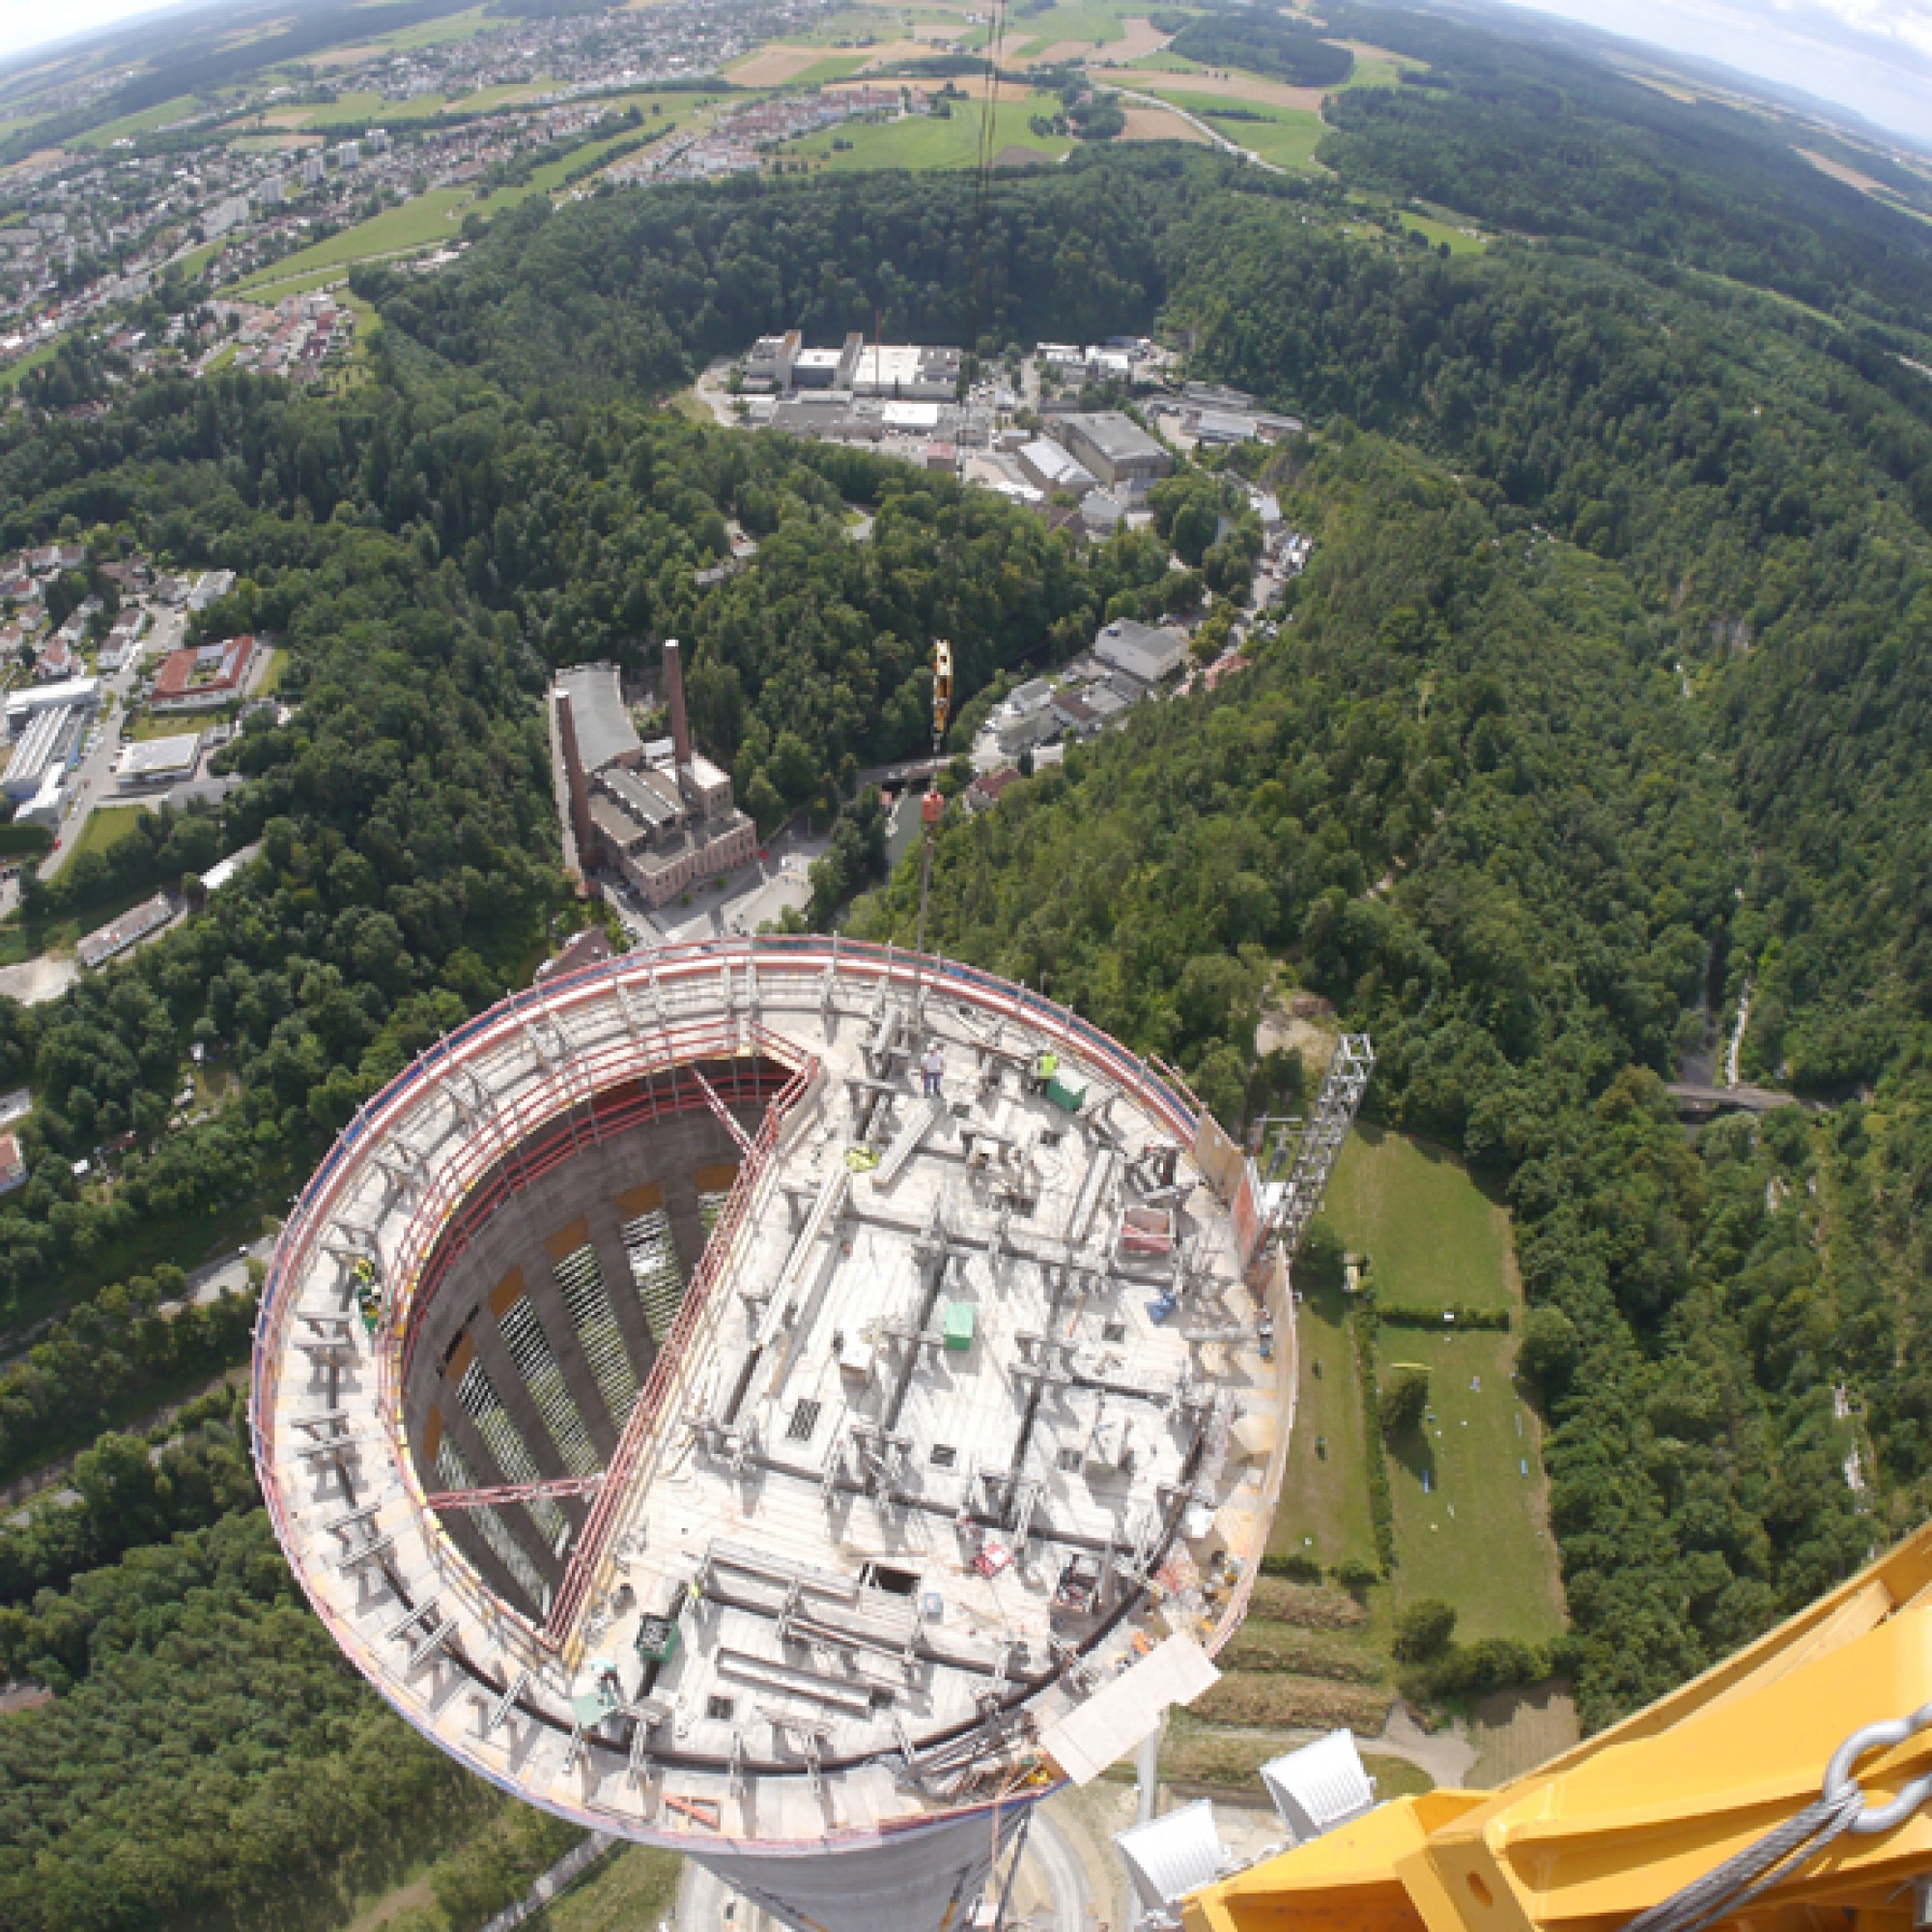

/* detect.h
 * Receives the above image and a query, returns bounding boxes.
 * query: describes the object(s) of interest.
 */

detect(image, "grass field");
[1328,1125,1516,1315]
[0,339,57,393]
[1401,210,1489,254]
[779,92,1072,171]
[126,713,204,743]
[286,78,558,130]
[791,53,875,87]
[72,95,207,148]
[1268,1268,1378,1569]
[67,805,146,866]
[1379,1324,1562,1643]
[375,5,496,51]
[1321,1125,1565,1646]
[526,1845,683,1929]
[1135,86,1325,169]
[236,188,469,291]
[176,238,228,279]
[1342,51,1419,90]
[228,102,700,299]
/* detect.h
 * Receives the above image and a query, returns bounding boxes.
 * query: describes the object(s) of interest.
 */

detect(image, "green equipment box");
[635,1611,680,1663]
[943,1301,977,1350]
[1045,1074,1087,1112]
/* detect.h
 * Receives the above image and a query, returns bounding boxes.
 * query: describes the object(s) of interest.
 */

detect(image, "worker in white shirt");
[922,1041,944,1097]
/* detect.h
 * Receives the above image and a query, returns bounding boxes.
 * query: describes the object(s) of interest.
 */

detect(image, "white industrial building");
[116,731,203,790]
[1018,438,1097,497]
[739,333,964,403]
[1093,618,1188,689]
[5,676,99,734]
[3,678,98,802]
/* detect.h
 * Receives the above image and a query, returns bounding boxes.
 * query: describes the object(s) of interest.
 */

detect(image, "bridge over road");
[1667,1080,1798,1121]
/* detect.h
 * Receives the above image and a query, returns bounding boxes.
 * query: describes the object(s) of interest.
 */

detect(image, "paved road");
[1107,86,1288,175]
[43,605,186,879]
[179,1232,278,1309]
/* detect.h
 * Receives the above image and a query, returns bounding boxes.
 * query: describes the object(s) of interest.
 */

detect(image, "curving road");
[1106,86,1290,175]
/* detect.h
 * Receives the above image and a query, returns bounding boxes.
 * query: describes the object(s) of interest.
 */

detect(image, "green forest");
[3,0,1932,1918]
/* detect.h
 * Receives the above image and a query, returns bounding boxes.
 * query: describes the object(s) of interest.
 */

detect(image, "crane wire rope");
[1625,1701,1932,1932]
[911,639,953,1023]
[964,0,1011,368]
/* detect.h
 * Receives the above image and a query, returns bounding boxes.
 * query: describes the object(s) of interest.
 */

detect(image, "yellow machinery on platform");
[1187,1523,1932,1932]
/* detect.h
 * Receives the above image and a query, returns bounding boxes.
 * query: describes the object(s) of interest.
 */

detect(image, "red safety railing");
[545,1050,812,1638]
[252,939,1215,1706]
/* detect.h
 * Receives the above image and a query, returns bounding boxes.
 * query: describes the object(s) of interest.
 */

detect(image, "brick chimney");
[554,687,595,885]
[664,637,693,771]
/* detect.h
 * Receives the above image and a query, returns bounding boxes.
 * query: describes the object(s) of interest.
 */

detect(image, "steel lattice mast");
[1262,1035,1375,1259]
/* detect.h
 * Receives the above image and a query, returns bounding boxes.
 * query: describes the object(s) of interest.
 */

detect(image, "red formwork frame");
[250,938,1226,1844]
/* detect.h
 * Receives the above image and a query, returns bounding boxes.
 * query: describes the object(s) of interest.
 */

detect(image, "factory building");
[1053,412,1174,491]
[116,731,203,791]
[554,648,756,908]
[738,333,963,403]
[1092,617,1188,689]
[1018,438,1097,497]
[3,678,98,801]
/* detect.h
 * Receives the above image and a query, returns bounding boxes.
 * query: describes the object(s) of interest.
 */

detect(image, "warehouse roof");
[1063,412,1166,464]
[556,663,640,776]
[1094,618,1187,686]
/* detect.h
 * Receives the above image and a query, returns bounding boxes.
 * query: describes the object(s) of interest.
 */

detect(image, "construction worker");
[922,1040,945,1097]
[1024,1047,1059,1095]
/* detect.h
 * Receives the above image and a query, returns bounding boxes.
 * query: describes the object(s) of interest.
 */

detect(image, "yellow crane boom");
[1187,1523,1932,1932]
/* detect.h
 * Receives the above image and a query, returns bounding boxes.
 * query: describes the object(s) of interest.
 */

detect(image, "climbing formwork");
[252,938,1307,1932]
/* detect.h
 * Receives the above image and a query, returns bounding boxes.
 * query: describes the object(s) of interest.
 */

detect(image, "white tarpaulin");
[1037,1633,1221,1785]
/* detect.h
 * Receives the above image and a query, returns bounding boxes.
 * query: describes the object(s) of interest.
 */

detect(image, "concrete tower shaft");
[253,938,1298,1932]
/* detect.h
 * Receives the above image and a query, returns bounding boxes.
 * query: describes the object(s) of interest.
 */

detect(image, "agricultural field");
[1161,1718,1435,1798]
[1132,85,1325,169]
[1188,1575,1400,1741]
[960,0,1173,61]
[777,92,1073,172]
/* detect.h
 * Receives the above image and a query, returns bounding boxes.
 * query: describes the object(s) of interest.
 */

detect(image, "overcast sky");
[3,0,1931,148]
[1483,0,1932,143]
[0,0,179,70]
